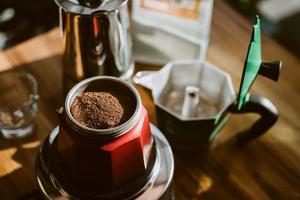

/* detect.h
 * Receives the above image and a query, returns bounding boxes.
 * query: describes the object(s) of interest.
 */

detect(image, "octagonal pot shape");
[134,60,279,149]
[134,61,235,148]
[36,76,174,199]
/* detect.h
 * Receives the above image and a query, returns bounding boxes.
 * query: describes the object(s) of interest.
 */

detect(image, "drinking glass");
[0,71,39,139]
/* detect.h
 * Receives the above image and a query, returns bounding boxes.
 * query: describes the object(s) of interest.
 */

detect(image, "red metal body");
[57,106,153,189]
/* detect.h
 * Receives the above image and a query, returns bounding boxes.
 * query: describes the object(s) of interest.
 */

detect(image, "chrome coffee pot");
[55,0,134,92]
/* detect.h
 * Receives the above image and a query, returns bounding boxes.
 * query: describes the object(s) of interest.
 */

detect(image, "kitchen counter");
[0,0,300,199]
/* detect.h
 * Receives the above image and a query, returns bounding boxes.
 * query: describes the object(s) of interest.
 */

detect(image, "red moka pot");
[57,105,154,189]
[36,77,174,200]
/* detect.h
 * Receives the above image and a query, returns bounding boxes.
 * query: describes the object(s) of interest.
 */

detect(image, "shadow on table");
[0,55,63,200]
[172,133,250,199]
[0,134,42,200]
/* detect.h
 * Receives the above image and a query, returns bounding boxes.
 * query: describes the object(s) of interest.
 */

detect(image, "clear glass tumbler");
[0,71,39,139]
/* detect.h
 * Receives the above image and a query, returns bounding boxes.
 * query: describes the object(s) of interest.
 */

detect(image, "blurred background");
[0,0,299,58]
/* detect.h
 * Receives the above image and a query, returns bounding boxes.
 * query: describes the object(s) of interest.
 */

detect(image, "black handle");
[259,60,282,81]
[230,95,278,144]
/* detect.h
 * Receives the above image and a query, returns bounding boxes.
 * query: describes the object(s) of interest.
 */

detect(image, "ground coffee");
[71,92,124,129]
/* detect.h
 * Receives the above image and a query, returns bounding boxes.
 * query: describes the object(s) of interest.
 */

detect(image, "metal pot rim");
[54,0,128,15]
[65,76,142,138]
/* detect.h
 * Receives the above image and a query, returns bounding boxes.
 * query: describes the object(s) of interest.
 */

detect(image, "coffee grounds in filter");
[71,92,124,129]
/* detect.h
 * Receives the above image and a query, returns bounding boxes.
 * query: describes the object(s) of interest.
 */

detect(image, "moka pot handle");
[229,95,278,144]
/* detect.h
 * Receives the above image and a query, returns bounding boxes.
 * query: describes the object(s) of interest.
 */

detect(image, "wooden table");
[0,0,300,199]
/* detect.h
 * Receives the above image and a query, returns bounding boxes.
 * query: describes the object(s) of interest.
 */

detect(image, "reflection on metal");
[133,61,235,149]
[181,86,200,118]
[36,124,174,199]
[55,0,134,93]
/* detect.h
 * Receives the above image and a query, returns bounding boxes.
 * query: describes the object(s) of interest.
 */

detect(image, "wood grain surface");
[0,0,300,199]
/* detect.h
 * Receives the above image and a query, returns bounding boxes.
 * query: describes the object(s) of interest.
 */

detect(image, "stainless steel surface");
[181,85,200,118]
[64,76,142,138]
[36,124,174,200]
[56,0,128,14]
[134,61,235,121]
[133,61,236,148]
[133,70,156,90]
[55,0,134,92]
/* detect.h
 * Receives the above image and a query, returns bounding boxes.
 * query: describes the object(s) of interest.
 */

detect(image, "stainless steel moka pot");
[134,16,282,150]
[55,0,134,93]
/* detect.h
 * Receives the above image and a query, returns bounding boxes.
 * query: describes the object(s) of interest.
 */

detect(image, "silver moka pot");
[55,0,134,92]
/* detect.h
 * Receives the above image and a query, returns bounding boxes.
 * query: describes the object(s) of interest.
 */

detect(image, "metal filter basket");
[36,77,174,199]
